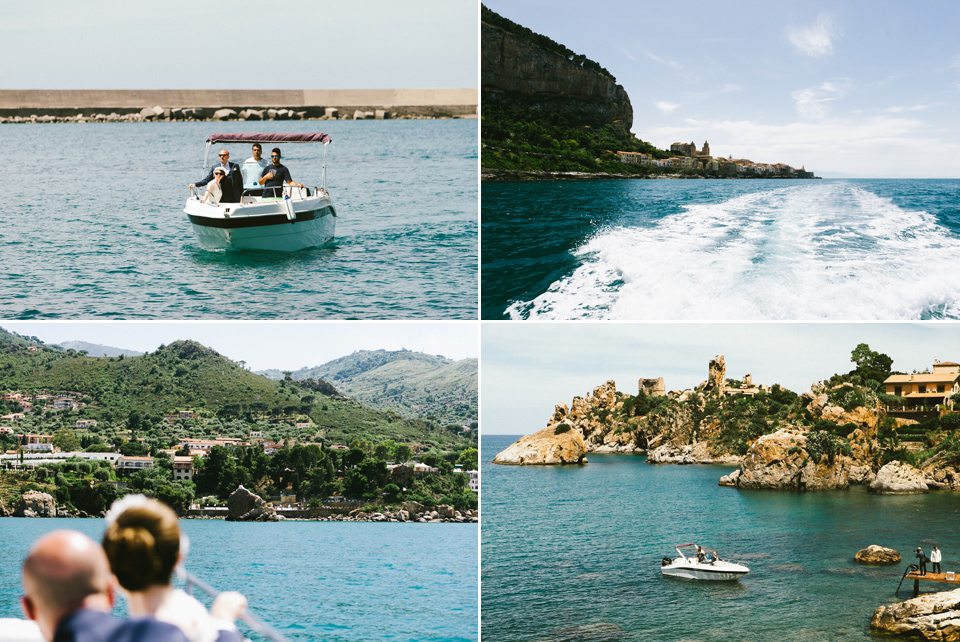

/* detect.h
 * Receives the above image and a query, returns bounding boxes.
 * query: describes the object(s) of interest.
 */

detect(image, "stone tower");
[702,140,710,156]
[639,377,666,397]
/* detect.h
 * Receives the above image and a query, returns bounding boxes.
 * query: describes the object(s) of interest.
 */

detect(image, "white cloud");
[646,51,683,71]
[791,80,851,119]
[654,101,680,113]
[788,15,837,58]
[884,104,932,113]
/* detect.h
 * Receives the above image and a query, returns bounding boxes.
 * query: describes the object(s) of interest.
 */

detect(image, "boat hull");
[185,196,336,251]
[661,562,749,581]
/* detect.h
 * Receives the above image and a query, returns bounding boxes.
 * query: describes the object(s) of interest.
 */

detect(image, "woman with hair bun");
[102,495,246,642]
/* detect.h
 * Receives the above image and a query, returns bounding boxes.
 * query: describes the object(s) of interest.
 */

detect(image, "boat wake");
[505,181,960,319]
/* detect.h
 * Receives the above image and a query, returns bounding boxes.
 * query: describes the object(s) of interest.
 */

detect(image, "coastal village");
[0,387,478,521]
[617,140,817,178]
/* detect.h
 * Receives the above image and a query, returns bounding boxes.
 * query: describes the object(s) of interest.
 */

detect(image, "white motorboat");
[184,132,336,251]
[660,543,750,581]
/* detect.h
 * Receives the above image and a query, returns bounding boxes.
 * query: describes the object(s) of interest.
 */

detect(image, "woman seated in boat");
[102,495,246,642]
[201,168,227,204]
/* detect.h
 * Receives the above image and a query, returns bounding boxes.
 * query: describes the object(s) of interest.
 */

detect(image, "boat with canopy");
[660,543,750,581]
[184,132,336,251]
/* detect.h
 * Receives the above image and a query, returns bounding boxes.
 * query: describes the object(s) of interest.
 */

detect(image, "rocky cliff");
[482,9,633,130]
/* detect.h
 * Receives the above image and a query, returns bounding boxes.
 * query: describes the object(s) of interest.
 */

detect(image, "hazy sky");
[482,323,960,435]
[1,322,478,371]
[484,0,960,178]
[1,0,477,90]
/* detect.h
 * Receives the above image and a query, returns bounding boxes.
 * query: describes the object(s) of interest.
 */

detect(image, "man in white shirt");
[240,143,269,193]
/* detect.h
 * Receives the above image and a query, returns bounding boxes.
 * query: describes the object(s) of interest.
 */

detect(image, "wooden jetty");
[897,567,960,595]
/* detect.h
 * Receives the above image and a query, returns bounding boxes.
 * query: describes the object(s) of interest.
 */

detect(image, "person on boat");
[190,149,242,203]
[931,546,942,574]
[102,495,246,642]
[20,529,189,642]
[201,167,226,204]
[706,551,718,564]
[240,143,268,196]
[916,547,929,575]
[259,147,305,198]
[696,546,705,563]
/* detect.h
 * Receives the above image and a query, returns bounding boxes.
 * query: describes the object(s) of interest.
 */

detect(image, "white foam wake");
[505,182,960,319]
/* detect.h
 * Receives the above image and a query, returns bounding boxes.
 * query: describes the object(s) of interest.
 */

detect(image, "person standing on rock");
[916,547,928,575]
[931,546,942,574]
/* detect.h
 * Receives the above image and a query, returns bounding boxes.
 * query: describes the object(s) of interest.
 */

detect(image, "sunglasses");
[218,153,229,157]
[270,155,280,158]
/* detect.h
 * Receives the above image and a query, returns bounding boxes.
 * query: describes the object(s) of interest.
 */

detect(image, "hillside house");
[883,360,960,415]
[173,456,194,481]
[117,456,155,471]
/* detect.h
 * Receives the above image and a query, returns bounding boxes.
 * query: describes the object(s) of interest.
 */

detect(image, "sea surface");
[0,518,478,641]
[481,179,960,320]
[482,434,960,641]
[2,119,477,319]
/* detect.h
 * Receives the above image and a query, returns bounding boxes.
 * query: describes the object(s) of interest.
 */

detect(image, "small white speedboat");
[660,543,750,581]
[184,132,336,251]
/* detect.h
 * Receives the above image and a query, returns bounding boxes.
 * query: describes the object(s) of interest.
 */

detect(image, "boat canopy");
[206,132,332,144]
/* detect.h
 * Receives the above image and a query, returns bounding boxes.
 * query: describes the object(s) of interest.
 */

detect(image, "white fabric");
[932,549,942,563]
[241,157,268,188]
[153,589,234,642]
[205,181,222,204]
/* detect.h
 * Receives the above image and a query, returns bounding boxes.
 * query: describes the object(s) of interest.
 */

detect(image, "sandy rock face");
[871,588,960,641]
[869,461,929,494]
[724,429,850,491]
[492,423,587,465]
[14,491,57,517]
[647,441,741,465]
[227,485,279,521]
[855,545,902,565]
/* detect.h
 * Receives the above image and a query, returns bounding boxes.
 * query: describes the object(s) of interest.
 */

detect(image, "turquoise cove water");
[481,179,960,320]
[0,518,478,641]
[482,434,960,641]
[2,119,477,319]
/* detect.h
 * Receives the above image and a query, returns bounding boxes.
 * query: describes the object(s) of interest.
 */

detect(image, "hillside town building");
[883,360,960,415]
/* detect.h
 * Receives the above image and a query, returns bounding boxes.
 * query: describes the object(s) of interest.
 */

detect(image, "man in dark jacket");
[21,530,190,642]
[258,147,305,197]
[190,149,244,203]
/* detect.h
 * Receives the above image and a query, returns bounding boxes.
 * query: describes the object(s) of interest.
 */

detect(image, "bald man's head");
[22,530,113,638]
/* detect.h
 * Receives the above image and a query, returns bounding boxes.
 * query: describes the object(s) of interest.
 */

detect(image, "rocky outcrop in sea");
[14,491,57,517]
[719,429,852,491]
[871,588,960,640]
[869,461,929,494]
[855,545,902,565]
[492,420,588,465]
[227,486,281,522]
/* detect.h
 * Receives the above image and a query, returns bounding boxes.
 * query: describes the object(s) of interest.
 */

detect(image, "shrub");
[554,424,571,435]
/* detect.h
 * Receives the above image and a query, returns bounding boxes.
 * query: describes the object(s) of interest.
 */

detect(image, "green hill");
[0,334,474,451]
[259,349,478,427]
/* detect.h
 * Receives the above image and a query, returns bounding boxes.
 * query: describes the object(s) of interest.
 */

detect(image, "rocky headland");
[495,353,960,494]
[871,588,960,641]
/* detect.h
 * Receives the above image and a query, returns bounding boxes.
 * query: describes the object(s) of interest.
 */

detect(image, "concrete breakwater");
[0,88,477,123]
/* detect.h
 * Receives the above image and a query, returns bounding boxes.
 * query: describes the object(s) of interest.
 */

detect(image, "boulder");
[869,461,929,494]
[871,588,960,640]
[402,501,424,516]
[397,509,409,522]
[324,107,339,119]
[437,504,454,519]
[731,429,850,491]
[855,545,902,565]
[648,441,742,465]
[226,485,279,521]
[492,422,587,465]
[0,497,8,516]
[212,109,237,121]
[14,491,57,517]
[353,110,366,120]
[375,109,390,120]
[266,109,278,120]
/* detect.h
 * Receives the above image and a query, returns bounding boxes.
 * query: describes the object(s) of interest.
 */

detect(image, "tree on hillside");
[52,428,80,453]
[850,343,894,386]
[456,448,478,470]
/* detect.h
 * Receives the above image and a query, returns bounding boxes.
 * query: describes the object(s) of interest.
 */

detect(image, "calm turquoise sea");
[0,518,478,641]
[481,179,960,320]
[2,120,477,319]
[482,434,960,641]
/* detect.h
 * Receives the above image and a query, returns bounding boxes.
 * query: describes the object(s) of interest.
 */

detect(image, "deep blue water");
[482,434,960,641]
[481,179,960,320]
[0,518,478,641]
[2,119,477,319]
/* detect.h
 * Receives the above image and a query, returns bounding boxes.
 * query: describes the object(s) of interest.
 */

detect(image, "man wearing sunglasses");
[189,148,243,203]
[258,147,305,198]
